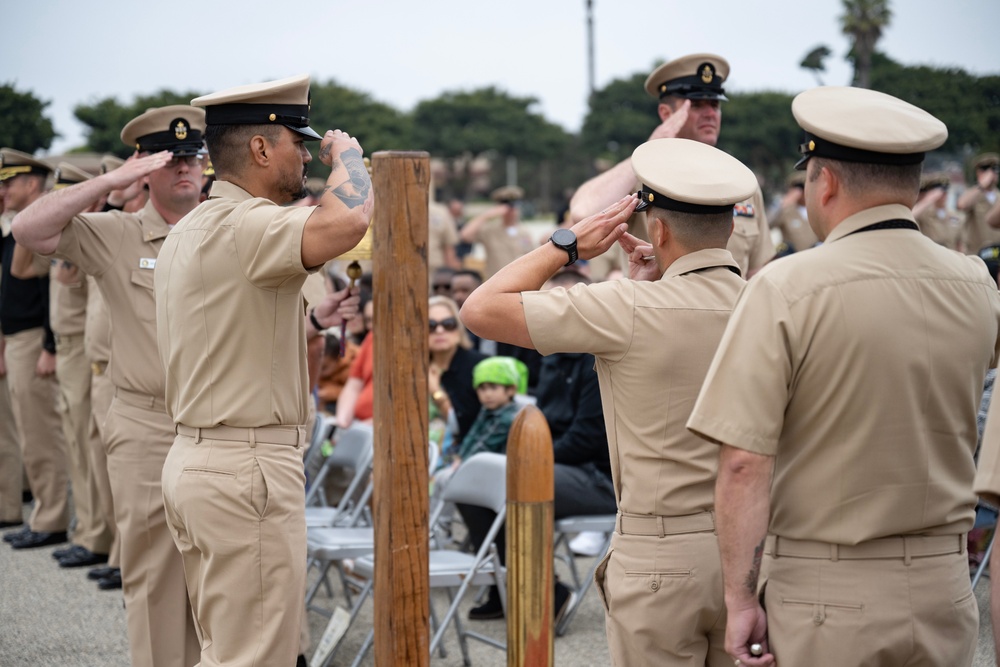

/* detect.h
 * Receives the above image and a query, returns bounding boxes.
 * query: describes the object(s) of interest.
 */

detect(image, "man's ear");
[657,102,673,122]
[818,165,838,207]
[249,135,270,168]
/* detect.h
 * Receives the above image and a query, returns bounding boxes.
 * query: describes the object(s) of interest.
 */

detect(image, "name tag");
[139,258,156,269]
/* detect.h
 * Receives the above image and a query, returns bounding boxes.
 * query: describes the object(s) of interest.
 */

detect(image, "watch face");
[551,228,576,247]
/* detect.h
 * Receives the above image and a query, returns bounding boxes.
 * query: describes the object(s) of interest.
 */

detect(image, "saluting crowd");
[1,50,1000,667]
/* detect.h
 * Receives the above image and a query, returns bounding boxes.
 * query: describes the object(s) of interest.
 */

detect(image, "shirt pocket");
[129,269,157,322]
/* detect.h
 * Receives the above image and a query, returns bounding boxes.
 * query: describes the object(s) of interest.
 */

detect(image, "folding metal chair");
[304,422,374,528]
[552,513,616,635]
[328,452,509,667]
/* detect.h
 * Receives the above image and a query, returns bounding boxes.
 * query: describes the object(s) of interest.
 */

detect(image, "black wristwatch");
[550,228,578,266]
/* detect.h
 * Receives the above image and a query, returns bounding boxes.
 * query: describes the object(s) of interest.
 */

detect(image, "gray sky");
[8,0,999,156]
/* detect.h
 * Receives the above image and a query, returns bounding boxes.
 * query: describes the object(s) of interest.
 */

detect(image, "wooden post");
[372,151,431,667]
[506,405,555,667]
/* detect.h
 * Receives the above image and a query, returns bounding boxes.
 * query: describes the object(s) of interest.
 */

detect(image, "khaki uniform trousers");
[0,370,24,522]
[105,389,199,667]
[162,425,307,667]
[595,512,728,667]
[4,328,69,532]
[762,535,977,667]
[55,333,112,553]
[90,365,119,567]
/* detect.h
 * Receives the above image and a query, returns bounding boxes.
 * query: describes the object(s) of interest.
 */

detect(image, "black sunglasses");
[429,318,459,333]
[432,283,452,292]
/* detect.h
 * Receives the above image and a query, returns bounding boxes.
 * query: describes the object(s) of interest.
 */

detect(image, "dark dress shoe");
[3,526,31,543]
[53,544,86,560]
[0,520,24,530]
[10,530,68,550]
[97,570,122,590]
[468,586,504,620]
[88,565,118,581]
[59,548,109,568]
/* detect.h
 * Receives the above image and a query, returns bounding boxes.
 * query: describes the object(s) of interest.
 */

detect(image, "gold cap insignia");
[136,143,141,151]
[174,120,188,140]
[269,113,277,122]
[647,193,654,202]
[808,140,816,151]
[660,84,667,93]
[701,65,713,84]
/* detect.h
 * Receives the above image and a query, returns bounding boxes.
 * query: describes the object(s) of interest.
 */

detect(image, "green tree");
[800,45,833,86]
[0,83,56,153]
[867,52,1000,161]
[412,87,572,203]
[306,79,414,178]
[718,91,801,194]
[840,0,893,89]
[579,72,655,164]
[74,89,203,157]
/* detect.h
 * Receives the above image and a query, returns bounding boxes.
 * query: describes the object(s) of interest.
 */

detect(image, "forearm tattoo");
[744,538,765,595]
[324,147,370,209]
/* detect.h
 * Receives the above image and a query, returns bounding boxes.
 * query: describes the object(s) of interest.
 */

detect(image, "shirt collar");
[661,247,741,280]
[138,200,172,242]
[823,204,916,244]
[209,180,257,202]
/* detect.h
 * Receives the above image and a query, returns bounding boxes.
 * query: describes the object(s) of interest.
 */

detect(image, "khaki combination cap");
[491,185,524,203]
[919,171,950,192]
[792,86,947,170]
[192,74,322,140]
[0,148,53,182]
[973,153,999,170]
[631,138,757,214]
[53,162,96,189]
[645,53,730,101]
[100,155,125,174]
[121,105,206,156]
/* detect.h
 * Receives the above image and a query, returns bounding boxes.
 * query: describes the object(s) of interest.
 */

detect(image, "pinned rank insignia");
[174,120,188,140]
[139,258,157,269]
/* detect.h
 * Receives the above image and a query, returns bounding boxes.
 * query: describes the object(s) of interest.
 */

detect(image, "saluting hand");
[570,194,638,260]
[106,151,173,207]
[649,99,691,141]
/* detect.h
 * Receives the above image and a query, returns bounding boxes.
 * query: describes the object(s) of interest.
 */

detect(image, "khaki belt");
[114,386,166,411]
[766,534,965,564]
[176,423,305,448]
[616,511,715,537]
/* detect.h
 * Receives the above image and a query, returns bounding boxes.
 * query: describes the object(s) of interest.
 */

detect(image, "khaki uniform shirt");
[84,275,111,364]
[915,205,962,250]
[962,186,1000,254]
[524,248,743,516]
[620,184,772,277]
[688,204,1000,544]
[473,221,534,278]
[154,180,316,428]
[49,268,87,336]
[53,201,170,397]
[428,202,458,275]
[771,203,818,252]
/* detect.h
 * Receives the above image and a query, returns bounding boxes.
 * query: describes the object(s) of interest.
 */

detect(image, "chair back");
[442,452,506,515]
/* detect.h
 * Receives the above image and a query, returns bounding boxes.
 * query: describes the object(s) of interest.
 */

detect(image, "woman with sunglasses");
[428,296,486,447]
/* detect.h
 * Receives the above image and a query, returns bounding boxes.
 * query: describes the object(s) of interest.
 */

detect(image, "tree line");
[3,52,997,212]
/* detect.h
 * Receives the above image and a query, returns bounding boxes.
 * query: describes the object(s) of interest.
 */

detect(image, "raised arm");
[461,194,637,348]
[11,151,172,255]
[458,204,507,244]
[301,130,374,269]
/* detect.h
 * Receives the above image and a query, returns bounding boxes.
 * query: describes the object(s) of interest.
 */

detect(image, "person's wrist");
[309,308,324,332]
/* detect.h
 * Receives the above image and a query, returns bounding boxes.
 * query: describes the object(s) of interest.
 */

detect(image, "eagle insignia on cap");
[174,120,188,140]
[700,64,714,84]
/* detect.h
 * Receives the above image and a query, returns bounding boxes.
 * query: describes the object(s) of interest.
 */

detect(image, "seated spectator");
[428,296,486,446]
[431,266,456,299]
[318,296,371,413]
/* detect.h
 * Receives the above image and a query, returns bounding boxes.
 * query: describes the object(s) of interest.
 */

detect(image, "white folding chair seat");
[552,513,616,635]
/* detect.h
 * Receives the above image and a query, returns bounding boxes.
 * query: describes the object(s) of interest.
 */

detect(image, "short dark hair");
[204,124,283,179]
[452,269,483,285]
[809,157,921,199]
[649,206,733,250]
